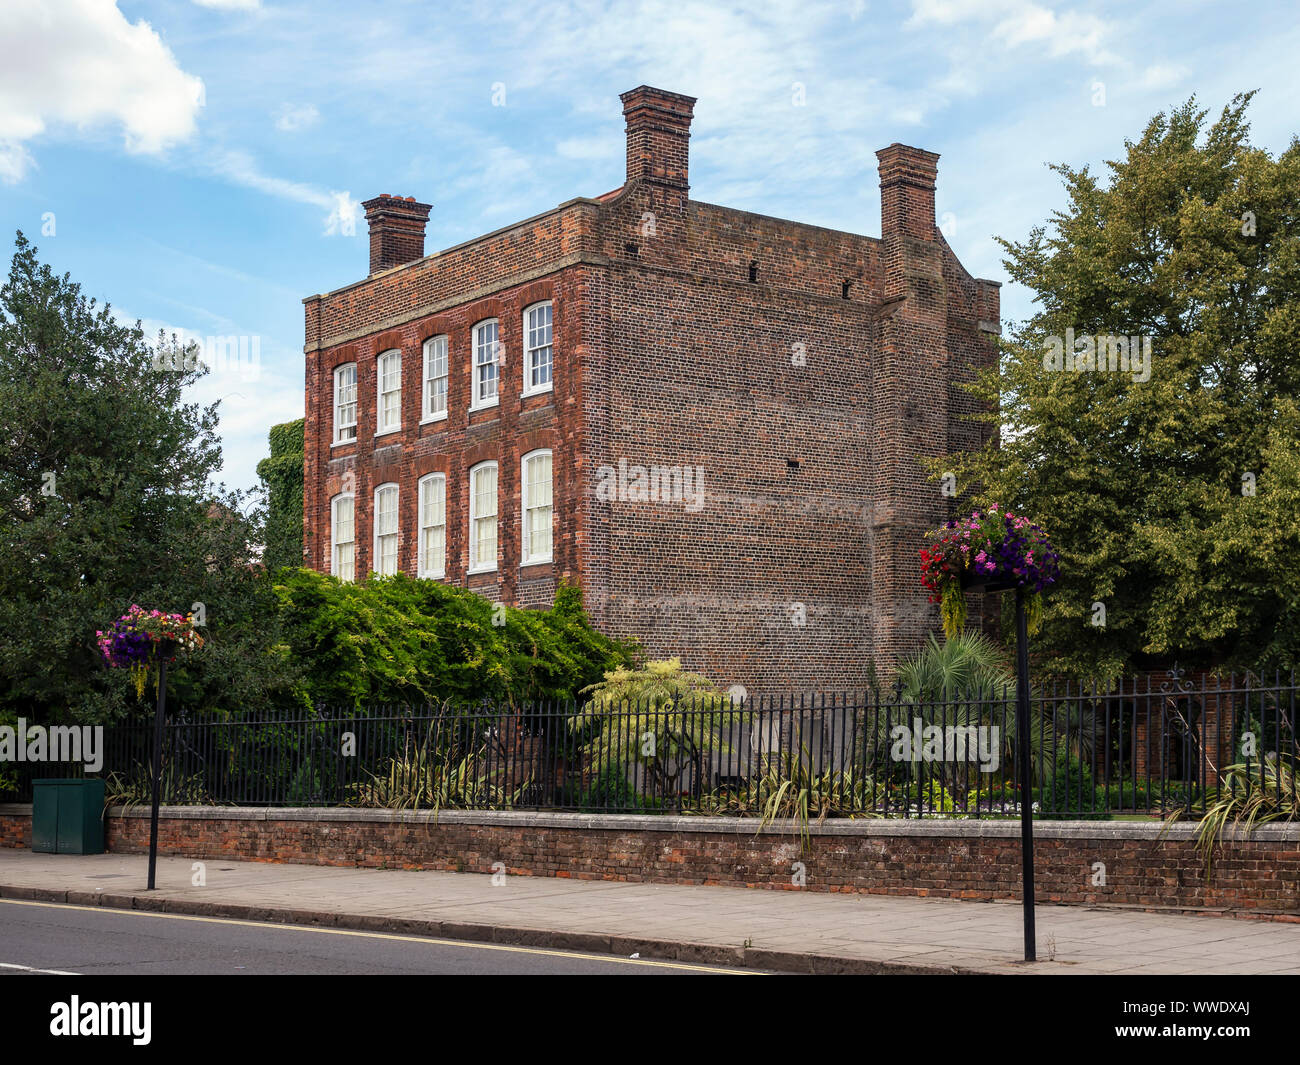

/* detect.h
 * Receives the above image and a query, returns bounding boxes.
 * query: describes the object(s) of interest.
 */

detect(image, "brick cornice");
[306,253,609,352]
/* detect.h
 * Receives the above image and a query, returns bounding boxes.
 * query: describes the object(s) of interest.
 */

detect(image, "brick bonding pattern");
[302,86,999,693]
[2,812,1294,913]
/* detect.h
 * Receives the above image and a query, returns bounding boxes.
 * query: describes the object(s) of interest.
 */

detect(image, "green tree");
[937,95,1300,678]
[0,232,295,722]
[256,418,304,572]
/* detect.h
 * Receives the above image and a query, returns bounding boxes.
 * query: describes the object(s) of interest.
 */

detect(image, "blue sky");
[2,0,1297,495]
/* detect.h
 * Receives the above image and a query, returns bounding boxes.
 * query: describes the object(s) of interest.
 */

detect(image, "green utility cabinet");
[31,778,106,854]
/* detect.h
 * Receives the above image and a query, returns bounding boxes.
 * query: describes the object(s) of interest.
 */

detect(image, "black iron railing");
[6,668,1296,819]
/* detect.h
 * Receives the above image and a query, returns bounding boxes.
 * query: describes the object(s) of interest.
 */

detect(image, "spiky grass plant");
[1183,756,1299,878]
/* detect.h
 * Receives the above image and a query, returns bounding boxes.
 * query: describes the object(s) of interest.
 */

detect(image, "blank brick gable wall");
[302,86,998,691]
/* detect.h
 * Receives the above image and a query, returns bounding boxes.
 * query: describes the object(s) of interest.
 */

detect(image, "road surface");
[0,898,764,976]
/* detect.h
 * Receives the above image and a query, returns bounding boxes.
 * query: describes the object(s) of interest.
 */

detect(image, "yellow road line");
[0,898,760,974]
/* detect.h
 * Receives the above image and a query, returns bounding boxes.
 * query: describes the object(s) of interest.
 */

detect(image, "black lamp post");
[961,573,1036,963]
[145,640,175,891]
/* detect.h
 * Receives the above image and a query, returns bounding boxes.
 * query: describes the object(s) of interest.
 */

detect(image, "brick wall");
[3,807,1295,913]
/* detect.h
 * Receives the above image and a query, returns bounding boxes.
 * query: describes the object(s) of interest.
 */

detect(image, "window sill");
[420,413,449,426]
[467,566,499,576]
[520,558,553,569]
[521,385,554,399]
[331,439,357,449]
[418,571,447,580]
[374,428,401,438]
[469,397,500,414]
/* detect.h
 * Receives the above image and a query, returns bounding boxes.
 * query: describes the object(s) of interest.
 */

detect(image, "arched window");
[418,473,446,578]
[471,320,500,410]
[522,302,553,396]
[373,483,399,575]
[331,493,355,581]
[376,349,401,434]
[521,449,553,565]
[333,363,357,444]
[468,461,498,572]
[422,336,448,421]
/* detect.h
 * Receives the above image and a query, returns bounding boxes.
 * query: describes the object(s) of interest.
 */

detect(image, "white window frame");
[375,349,402,436]
[333,363,357,446]
[421,335,449,423]
[522,302,553,397]
[471,319,500,412]
[330,492,355,582]
[372,483,399,576]
[468,460,498,573]
[520,449,553,566]
[417,472,447,579]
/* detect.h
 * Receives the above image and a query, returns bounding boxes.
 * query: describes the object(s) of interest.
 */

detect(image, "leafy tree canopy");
[937,94,1300,679]
[0,232,294,723]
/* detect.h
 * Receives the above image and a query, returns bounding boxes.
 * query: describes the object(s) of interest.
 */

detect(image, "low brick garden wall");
[1,804,1296,914]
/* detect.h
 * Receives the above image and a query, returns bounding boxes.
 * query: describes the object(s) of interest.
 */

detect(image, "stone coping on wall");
[3,802,1297,844]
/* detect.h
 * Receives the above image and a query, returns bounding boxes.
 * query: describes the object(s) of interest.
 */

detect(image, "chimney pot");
[876,143,939,242]
[620,85,697,190]
[362,195,432,274]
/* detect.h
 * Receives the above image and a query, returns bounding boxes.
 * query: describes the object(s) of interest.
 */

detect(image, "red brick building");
[302,85,1000,693]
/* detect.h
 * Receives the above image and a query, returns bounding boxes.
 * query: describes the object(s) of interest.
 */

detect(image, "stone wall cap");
[33,805,1299,842]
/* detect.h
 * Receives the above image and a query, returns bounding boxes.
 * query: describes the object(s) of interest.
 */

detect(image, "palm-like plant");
[1184,756,1299,877]
[874,633,1078,801]
[572,659,744,803]
[895,632,1013,703]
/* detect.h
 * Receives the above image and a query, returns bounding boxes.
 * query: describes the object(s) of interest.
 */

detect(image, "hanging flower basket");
[919,506,1060,640]
[96,605,204,698]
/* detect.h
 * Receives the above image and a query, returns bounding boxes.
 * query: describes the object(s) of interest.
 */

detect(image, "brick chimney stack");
[361,194,433,274]
[876,144,939,242]
[620,86,697,190]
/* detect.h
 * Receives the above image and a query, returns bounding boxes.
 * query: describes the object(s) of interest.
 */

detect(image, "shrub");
[575,762,662,813]
[271,569,636,710]
[964,778,1022,811]
[898,777,957,813]
[1035,755,1109,819]
[104,764,210,808]
[348,742,524,812]
[1102,778,1153,809]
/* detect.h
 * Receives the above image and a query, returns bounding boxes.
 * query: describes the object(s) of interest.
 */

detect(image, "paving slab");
[0,849,1297,975]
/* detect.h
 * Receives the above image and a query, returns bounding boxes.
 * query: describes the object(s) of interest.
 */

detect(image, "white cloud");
[908,0,1118,65]
[1138,64,1189,90]
[0,141,34,183]
[274,103,320,132]
[193,0,261,10]
[207,148,361,235]
[0,0,204,183]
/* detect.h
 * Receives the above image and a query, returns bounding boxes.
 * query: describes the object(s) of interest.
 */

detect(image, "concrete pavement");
[1,848,1297,975]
